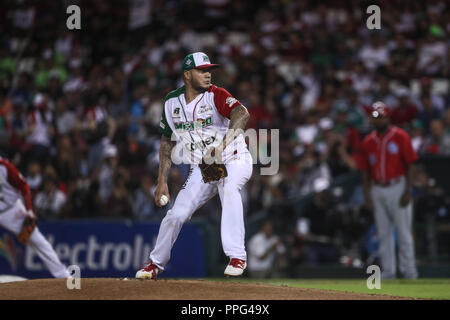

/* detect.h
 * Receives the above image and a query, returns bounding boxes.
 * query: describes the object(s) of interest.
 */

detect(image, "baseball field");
[0,277,448,300]
[227,278,450,300]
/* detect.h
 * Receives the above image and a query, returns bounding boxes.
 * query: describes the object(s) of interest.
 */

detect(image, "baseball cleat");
[135,262,160,280]
[224,258,246,277]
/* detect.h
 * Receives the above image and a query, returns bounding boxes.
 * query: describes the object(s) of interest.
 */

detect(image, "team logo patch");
[387,142,399,154]
[203,55,210,62]
[185,59,192,66]
[173,107,181,117]
[369,154,376,165]
[225,97,237,107]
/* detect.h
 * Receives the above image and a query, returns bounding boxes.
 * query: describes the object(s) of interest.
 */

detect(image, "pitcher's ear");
[183,70,191,81]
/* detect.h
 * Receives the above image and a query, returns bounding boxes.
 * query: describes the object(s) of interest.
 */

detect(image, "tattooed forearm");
[220,105,250,150]
[158,135,176,183]
[229,105,250,130]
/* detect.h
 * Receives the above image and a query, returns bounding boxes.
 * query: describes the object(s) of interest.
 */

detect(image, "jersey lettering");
[174,116,213,132]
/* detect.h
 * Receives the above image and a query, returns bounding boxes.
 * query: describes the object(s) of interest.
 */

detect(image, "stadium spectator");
[76,91,109,164]
[98,144,120,204]
[358,34,390,72]
[410,120,426,153]
[10,72,33,106]
[295,108,319,146]
[34,175,67,219]
[390,88,418,129]
[343,91,367,131]
[419,77,446,112]
[247,220,286,278]
[417,94,442,134]
[132,174,158,220]
[297,146,332,197]
[388,33,416,80]
[293,178,340,266]
[25,93,55,165]
[416,29,447,76]
[53,135,79,184]
[25,161,42,196]
[420,119,450,155]
[54,97,76,135]
[102,170,133,219]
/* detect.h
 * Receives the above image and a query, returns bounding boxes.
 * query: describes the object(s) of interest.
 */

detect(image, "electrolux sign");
[0,221,205,278]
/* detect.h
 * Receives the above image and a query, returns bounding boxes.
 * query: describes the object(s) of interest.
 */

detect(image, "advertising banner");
[0,220,205,279]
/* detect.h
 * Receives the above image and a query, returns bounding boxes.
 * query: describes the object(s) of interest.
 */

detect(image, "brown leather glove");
[199,163,228,183]
[17,216,37,245]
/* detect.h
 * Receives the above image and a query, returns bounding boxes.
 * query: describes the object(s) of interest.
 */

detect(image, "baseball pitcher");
[136,52,253,279]
[0,157,69,278]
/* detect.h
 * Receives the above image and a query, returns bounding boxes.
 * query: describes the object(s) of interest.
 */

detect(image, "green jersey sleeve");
[158,106,173,138]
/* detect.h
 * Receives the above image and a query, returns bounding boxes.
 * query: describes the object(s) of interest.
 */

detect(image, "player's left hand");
[400,191,411,207]
[17,215,37,245]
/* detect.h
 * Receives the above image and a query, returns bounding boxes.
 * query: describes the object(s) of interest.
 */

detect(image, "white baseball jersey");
[159,84,247,164]
[0,158,32,212]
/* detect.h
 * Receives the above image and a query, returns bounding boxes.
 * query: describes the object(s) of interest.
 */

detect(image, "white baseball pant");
[150,151,253,271]
[0,200,69,278]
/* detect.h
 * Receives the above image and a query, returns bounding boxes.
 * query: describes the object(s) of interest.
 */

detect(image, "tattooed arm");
[154,135,176,207]
[218,105,250,152]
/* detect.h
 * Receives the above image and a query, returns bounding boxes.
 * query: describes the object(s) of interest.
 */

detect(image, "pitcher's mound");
[0,278,413,300]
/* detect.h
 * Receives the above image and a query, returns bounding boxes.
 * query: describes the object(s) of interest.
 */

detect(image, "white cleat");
[224,258,247,277]
[135,262,160,280]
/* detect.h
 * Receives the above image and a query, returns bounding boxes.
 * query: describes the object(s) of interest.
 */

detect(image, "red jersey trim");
[192,93,206,121]
[209,85,241,118]
[0,159,33,211]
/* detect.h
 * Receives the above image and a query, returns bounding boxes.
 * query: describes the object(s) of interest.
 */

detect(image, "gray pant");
[371,176,418,279]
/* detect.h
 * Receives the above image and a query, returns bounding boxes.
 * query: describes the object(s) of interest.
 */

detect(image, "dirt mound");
[0,278,412,300]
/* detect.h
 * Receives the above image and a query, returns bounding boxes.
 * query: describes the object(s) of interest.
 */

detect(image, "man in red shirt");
[390,91,418,128]
[0,157,69,278]
[358,102,418,279]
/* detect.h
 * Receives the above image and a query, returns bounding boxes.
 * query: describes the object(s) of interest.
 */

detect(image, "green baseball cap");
[182,52,220,72]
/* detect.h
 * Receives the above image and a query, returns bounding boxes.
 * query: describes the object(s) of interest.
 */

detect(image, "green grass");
[215,278,450,300]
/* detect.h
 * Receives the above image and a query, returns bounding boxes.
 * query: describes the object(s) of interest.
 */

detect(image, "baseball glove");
[17,216,37,245]
[199,162,228,183]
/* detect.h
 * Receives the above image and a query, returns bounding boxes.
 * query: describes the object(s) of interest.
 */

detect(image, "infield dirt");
[0,278,418,300]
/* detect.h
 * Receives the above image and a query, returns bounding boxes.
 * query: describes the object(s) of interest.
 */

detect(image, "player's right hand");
[154,183,170,208]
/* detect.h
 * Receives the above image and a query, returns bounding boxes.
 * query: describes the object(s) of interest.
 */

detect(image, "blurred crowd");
[0,0,449,234]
